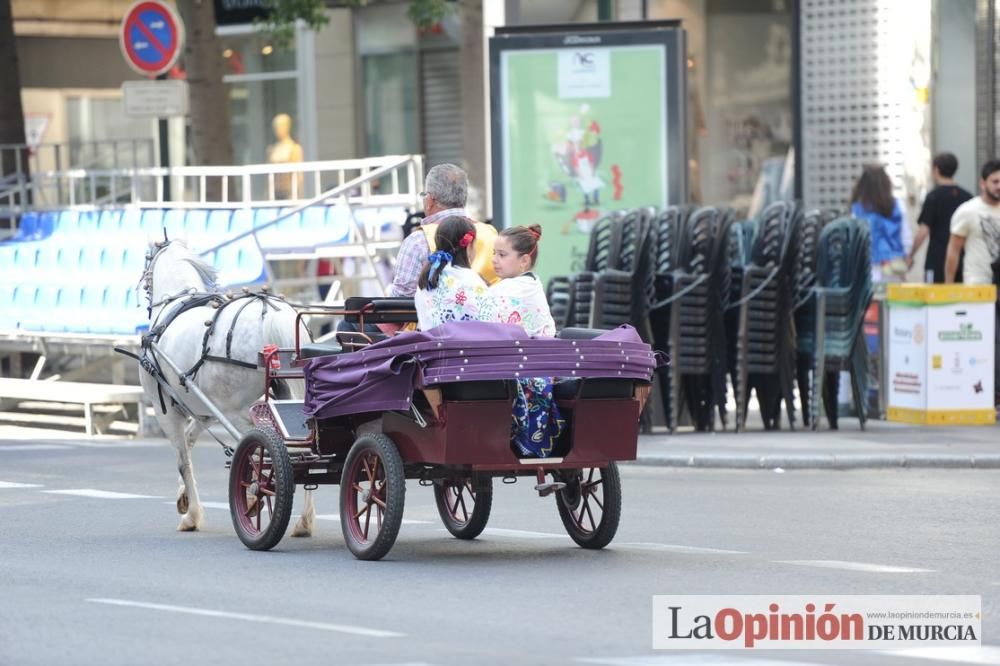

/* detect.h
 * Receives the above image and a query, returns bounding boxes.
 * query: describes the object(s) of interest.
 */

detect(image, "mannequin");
[267,113,304,199]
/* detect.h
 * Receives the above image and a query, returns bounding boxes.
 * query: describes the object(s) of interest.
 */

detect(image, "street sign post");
[119,0,185,201]
[119,1,185,77]
[122,79,190,118]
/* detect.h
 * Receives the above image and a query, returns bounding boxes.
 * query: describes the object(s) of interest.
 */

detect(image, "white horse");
[139,239,316,534]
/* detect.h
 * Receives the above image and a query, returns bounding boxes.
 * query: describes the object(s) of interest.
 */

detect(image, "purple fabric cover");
[303,321,656,420]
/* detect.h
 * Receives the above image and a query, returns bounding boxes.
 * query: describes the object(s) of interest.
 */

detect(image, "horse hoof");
[176,518,200,532]
[245,496,260,518]
[176,494,189,515]
[289,521,313,538]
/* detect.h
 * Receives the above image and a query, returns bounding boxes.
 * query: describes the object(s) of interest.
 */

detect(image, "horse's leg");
[290,488,315,538]
[176,418,205,532]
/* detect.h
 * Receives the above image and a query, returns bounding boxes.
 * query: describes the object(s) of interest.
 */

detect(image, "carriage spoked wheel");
[229,428,294,551]
[555,463,622,549]
[339,433,406,561]
[434,474,493,539]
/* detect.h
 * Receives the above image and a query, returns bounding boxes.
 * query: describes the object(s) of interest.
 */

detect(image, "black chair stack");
[662,206,735,432]
[733,201,800,432]
[647,206,687,427]
[590,208,656,330]
[792,209,837,425]
[808,217,873,430]
[546,212,621,330]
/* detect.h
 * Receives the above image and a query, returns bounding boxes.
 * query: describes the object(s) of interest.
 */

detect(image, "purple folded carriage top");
[303,321,657,420]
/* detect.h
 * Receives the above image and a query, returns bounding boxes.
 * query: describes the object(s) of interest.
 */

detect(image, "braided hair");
[417,216,477,290]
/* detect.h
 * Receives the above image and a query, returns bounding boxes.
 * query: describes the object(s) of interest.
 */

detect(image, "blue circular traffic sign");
[119,1,184,77]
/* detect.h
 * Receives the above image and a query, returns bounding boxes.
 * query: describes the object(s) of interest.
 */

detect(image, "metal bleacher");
[0,155,423,433]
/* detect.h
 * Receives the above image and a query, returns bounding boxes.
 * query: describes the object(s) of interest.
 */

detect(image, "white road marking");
[316,514,431,526]
[775,559,933,573]
[873,647,1000,665]
[0,481,43,489]
[44,489,162,500]
[578,656,831,665]
[619,542,747,555]
[86,598,405,638]
[163,500,231,511]
[0,444,71,452]
[477,527,569,539]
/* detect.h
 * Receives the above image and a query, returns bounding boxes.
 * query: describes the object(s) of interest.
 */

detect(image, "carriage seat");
[343,297,417,324]
[554,328,635,399]
[299,342,347,360]
[555,327,605,340]
[440,380,514,401]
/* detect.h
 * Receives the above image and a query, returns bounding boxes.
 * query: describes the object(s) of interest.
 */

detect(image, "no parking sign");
[119,1,185,77]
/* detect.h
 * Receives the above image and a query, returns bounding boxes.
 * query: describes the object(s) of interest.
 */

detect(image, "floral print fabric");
[414,264,492,331]
[488,273,556,338]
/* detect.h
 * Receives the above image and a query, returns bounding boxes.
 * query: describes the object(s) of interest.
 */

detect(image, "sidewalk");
[636,418,1000,469]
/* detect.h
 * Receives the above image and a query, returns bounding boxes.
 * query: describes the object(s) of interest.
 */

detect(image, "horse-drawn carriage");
[134,240,659,561]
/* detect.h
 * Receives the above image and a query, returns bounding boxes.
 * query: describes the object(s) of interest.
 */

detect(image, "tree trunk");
[176,0,233,199]
[459,0,486,221]
[0,0,29,200]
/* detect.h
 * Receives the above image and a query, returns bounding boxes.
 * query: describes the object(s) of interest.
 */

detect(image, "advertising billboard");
[489,22,687,280]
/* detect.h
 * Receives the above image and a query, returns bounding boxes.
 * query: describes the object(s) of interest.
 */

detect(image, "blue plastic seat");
[119,208,145,234]
[0,285,17,329]
[184,209,209,237]
[207,209,233,240]
[97,210,123,233]
[161,209,186,239]
[229,208,254,235]
[73,211,100,236]
[22,286,62,331]
[142,209,167,236]
[55,210,80,235]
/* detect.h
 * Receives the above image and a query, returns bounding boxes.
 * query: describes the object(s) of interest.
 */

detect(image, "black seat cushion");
[344,297,417,323]
[554,378,634,400]
[556,327,606,340]
[299,342,345,359]
[440,381,512,401]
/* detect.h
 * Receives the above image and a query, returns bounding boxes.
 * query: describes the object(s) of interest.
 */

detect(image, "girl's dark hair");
[850,165,895,218]
[417,216,476,290]
[499,224,542,267]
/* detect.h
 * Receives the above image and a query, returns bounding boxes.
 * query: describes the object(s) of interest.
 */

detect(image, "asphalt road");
[0,437,997,666]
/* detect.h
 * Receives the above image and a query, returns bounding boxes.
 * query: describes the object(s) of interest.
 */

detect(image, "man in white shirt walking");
[945,159,1000,284]
[945,159,1000,408]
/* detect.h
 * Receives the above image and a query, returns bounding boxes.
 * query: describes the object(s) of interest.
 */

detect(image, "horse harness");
[117,291,285,447]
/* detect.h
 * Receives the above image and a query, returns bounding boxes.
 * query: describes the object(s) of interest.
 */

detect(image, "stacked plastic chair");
[589,208,656,330]
[647,206,687,427]
[792,209,838,424]
[724,218,757,399]
[807,217,873,430]
[661,206,735,432]
[732,202,800,431]
[546,212,622,330]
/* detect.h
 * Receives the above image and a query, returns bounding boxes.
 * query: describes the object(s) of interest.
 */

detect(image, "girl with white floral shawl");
[489,225,562,458]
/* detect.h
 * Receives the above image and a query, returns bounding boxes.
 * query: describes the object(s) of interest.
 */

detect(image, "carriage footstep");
[534,481,566,497]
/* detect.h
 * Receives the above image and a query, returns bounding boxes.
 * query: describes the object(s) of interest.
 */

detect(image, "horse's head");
[142,239,219,314]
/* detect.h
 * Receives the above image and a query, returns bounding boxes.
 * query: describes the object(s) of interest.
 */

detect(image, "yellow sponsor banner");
[887,283,997,304]
[887,406,996,425]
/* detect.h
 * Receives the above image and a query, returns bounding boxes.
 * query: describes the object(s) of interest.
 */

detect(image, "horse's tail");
[263,298,311,400]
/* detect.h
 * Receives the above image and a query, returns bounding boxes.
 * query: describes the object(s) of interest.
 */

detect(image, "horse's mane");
[164,239,219,291]
[182,255,220,292]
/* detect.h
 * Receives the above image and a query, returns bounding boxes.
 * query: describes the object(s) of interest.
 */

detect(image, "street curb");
[632,453,1000,470]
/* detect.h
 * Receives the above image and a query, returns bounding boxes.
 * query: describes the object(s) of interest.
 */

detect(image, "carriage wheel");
[434,474,493,539]
[339,433,405,561]
[229,428,294,551]
[556,463,622,549]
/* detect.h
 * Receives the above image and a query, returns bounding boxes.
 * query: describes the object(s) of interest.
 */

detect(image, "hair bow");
[459,231,475,248]
[429,250,453,269]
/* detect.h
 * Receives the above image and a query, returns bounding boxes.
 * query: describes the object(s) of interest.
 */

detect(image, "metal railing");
[2,155,424,213]
[0,139,156,212]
